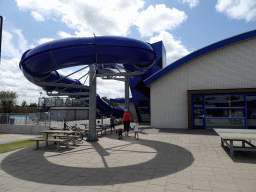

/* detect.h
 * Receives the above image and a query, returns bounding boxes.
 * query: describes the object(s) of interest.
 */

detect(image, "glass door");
[205,94,246,129]
[192,95,205,129]
[246,95,256,129]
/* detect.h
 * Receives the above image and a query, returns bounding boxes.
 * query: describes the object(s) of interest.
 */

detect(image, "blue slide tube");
[19,36,156,117]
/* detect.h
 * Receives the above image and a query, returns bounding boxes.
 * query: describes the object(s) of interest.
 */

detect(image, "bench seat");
[47,139,66,151]
[30,138,46,149]
[50,134,67,138]
[84,128,107,136]
[31,138,66,151]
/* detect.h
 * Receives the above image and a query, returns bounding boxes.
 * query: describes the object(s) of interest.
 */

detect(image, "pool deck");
[1,126,256,192]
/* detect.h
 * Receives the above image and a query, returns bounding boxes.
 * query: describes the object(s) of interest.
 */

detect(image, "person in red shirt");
[122,109,131,136]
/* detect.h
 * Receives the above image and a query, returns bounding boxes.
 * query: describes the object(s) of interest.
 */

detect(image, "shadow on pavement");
[1,135,194,186]
[140,128,218,136]
[221,145,256,164]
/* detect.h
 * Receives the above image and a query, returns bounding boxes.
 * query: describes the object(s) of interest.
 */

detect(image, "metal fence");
[38,97,88,108]
[0,112,52,126]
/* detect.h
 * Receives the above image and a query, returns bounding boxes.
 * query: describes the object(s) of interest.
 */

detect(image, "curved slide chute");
[19,36,156,117]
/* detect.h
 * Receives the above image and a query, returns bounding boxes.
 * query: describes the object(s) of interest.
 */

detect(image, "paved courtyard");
[0,127,256,192]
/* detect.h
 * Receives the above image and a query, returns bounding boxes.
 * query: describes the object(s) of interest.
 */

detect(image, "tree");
[0,91,18,113]
[28,103,37,107]
[102,96,119,107]
[21,100,27,107]
[102,96,110,103]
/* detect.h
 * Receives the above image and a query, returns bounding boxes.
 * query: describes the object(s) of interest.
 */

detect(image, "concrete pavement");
[0,127,256,192]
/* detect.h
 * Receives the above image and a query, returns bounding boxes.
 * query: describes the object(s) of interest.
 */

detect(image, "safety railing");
[0,112,52,126]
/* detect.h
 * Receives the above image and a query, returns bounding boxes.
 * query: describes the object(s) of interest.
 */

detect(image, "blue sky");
[0,0,256,105]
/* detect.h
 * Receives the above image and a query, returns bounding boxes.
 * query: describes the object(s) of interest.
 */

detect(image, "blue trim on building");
[110,98,134,103]
[144,30,256,86]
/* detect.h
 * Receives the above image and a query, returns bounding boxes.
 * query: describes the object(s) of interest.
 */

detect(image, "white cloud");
[31,11,45,21]
[37,38,55,44]
[135,4,187,37]
[58,67,125,99]
[14,29,28,54]
[178,0,200,8]
[9,0,191,105]
[216,0,256,21]
[150,31,190,64]
[15,0,145,36]
[0,58,45,105]
[2,31,21,58]
[57,31,72,38]
[97,78,125,99]
[2,27,29,58]
[36,31,73,45]
[0,58,20,72]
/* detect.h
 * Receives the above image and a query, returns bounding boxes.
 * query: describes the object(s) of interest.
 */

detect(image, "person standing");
[133,120,139,140]
[122,109,131,136]
[110,114,116,134]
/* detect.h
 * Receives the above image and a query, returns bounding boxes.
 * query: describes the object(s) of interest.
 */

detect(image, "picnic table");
[80,123,107,136]
[35,130,75,151]
[214,129,256,158]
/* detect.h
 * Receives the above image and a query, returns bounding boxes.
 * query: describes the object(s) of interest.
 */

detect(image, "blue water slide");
[19,36,156,118]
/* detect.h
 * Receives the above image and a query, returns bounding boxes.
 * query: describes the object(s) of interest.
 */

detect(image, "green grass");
[0,136,51,154]
[0,139,39,154]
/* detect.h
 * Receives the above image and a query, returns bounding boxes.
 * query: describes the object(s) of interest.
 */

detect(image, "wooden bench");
[50,134,67,139]
[30,138,66,151]
[68,135,83,145]
[49,127,62,130]
[84,128,108,136]
[47,139,66,151]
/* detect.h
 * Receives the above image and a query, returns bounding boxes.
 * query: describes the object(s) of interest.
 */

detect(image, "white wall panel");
[151,38,256,128]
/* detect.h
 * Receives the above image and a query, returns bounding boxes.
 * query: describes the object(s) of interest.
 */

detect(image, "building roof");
[144,30,256,87]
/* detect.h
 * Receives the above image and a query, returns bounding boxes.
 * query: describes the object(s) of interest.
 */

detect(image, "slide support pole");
[87,64,98,142]
[125,76,130,112]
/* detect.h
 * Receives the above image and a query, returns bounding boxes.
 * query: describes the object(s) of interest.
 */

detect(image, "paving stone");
[145,184,165,192]
[117,184,145,192]
[0,176,13,185]
[79,188,99,192]
[211,181,240,190]
[64,176,88,185]
[1,131,256,192]
[149,176,167,186]
[112,173,131,181]
[234,178,256,186]
[124,178,149,187]
[191,170,214,176]
[167,177,192,185]
[100,181,122,191]
[33,184,60,192]
[238,184,256,192]
[215,174,236,183]
[165,183,193,192]
[192,174,216,182]
[19,181,45,189]
[5,187,35,192]
[192,180,211,191]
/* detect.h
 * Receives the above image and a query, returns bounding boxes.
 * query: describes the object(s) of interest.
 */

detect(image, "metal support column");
[125,76,129,111]
[87,64,98,142]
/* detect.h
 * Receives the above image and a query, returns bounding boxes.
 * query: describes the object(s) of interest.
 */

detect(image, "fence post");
[49,112,51,129]
[37,112,39,125]
[45,113,46,127]
[25,107,27,125]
